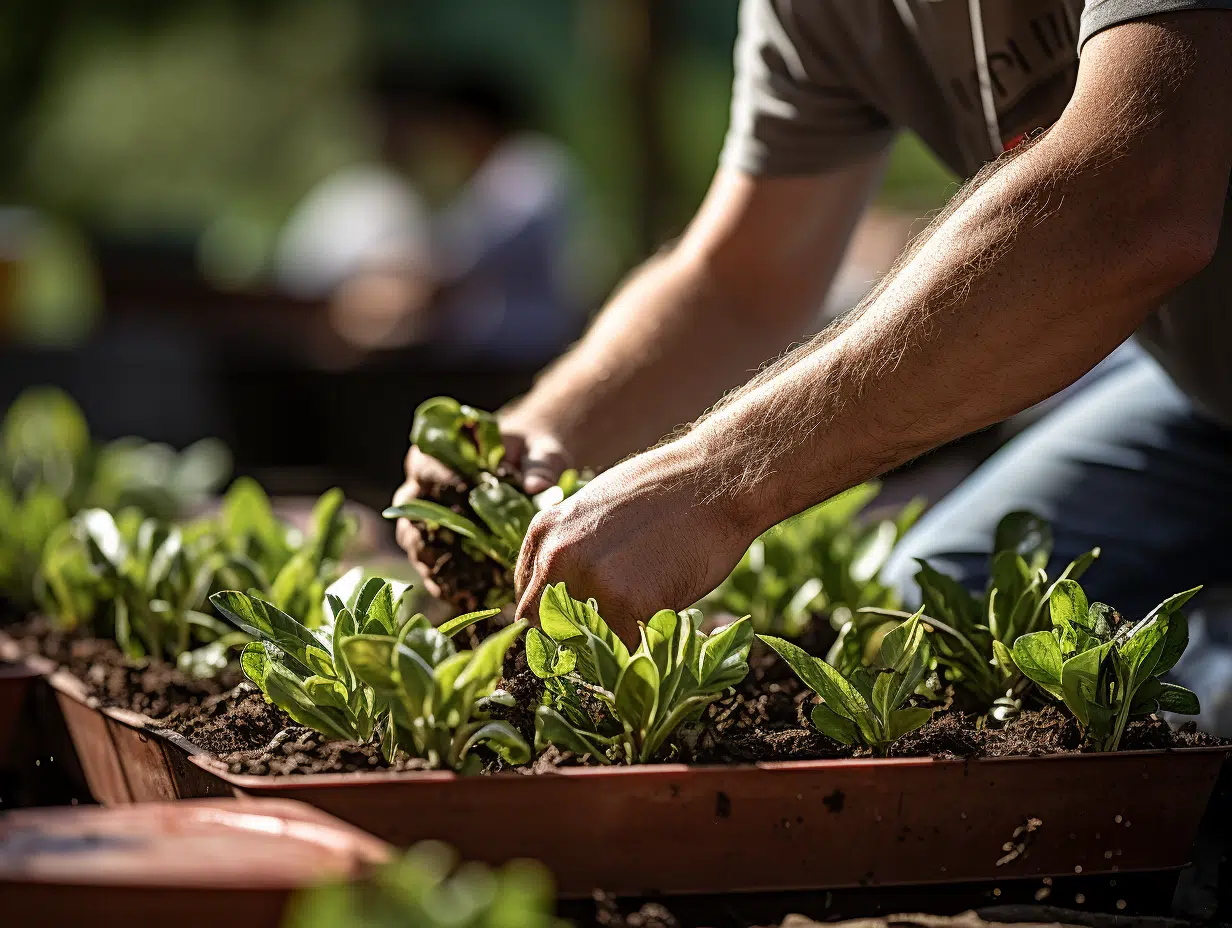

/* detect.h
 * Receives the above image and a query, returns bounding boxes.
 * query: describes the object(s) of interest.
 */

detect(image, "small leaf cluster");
[382,398,586,604]
[527,583,753,764]
[341,611,528,773]
[761,611,933,754]
[849,511,1098,711]
[213,571,522,772]
[35,480,356,672]
[1011,580,1200,751]
[705,483,923,638]
[286,841,563,928]
[0,386,230,610]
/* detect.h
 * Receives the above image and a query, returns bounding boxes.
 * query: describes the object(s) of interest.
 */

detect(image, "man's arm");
[515,12,1232,640]
[500,156,885,478]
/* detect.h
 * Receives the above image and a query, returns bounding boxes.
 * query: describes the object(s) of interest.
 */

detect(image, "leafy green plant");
[761,611,933,754]
[851,511,1099,712]
[284,840,563,928]
[0,483,68,610]
[1,385,230,519]
[383,398,587,606]
[526,583,753,764]
[36,483,356,673]
[1010,580,1200,751]
[0,386,230,610]
[339,612,526,772]
[705,483,923,638]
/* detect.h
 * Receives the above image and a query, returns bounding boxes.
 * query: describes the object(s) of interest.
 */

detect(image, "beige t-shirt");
[722,0,1232,425]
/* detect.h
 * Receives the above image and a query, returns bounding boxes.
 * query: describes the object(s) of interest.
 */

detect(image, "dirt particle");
[822,788,845,813]
[715,791,731,818]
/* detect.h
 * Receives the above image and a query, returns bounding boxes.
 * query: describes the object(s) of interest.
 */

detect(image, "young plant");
[338,612,527,772]
[0,483,67,611]
[37,507,249,670]
[527,583,753,764]
[1010,580,1200,751]
[761,612,934,754]
[382,397,587,608]
[851,511,1099,711]
[36,484,357,674]
[285,840,563,928]
[706,483,922,638]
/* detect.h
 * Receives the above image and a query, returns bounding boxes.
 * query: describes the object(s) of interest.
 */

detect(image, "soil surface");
[9,615,1223,778]
[5,615,240,719]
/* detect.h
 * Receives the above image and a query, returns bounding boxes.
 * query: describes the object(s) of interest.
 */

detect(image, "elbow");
[1144,206,1220,288]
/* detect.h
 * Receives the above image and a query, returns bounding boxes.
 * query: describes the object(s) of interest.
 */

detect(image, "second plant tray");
[192,745,1228,898]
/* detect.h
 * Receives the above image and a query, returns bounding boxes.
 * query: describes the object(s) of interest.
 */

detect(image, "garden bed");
[4,622,1225,899]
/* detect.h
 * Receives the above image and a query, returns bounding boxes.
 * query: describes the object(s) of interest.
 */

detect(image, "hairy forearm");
[506,250,820,468]
[688,22,1226,535]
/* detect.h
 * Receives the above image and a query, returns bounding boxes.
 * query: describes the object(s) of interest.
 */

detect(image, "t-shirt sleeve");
[720,0,895,177]
[1079,0,1232,51]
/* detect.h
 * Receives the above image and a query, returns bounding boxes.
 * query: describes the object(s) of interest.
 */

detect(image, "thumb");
[521,434,571,495]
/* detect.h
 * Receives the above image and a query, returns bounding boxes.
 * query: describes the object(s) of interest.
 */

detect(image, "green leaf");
[339,635,399,691]
[381,500,514,568]
[459,720,531,767]
[1049,580,1089,634]
[1156,682,1200,715]
[811,703,859,744]
[438,608,501,639]
[849,520,897,584]
[538,584,628,690]
[994,511,1053,571]
[262,661,354,741]
[759,635,870,723]
[1060,643,1110,726]
[304,675,349,711]
[1155,610,1190,677]
[887,707,934,740]
[1011,631,1065,699]
[210,589,326,677]
[410,396,504,480]
[239,640,270,688]
[525,627,576,678]
[533,705,611,762]
[695,617,753,693]
[614,654,660,735]
[469,475,536,550]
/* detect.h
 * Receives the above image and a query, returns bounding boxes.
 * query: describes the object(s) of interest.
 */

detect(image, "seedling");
[340,613,526,772]
[383,397,587,607]
[36,483,357,673]
[1011,579,1200,751]
[853,511,1099,712]
[527,583,753,764]
[761,611,933,755]
[707,483,922,638]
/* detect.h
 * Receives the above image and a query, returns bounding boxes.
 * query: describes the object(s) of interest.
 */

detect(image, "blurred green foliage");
[1,0,958,301]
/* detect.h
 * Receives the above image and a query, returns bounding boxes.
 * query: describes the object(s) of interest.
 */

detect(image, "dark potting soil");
[5,615,241,719]
[417,478,516,614]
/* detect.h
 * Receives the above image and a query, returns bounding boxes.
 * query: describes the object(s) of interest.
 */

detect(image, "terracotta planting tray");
[0,798,391,927]
[192,746,1228,898]
[0,661,40,768]
[0,635,229,805]
[45,669,230,804]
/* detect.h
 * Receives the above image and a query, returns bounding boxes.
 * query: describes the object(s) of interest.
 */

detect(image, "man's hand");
[513,437,751,645]
[392,413,572,595]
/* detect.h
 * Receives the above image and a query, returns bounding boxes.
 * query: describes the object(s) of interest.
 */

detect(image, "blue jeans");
[882,347,1232,732]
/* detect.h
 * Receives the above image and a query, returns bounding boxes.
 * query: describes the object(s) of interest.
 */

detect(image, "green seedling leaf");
[460,720,531,767]
[534,705,611,762]
[1011,631,1065,699]
[438,608,501,639]
[994,510,1053,571]
[469,475,536,551]
[810,703,860,745]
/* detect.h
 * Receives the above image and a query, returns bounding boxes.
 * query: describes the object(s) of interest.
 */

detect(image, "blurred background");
[0,0,957,511]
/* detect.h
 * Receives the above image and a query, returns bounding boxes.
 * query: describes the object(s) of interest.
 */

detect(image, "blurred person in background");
[396,4,1232,728]
[275,63,582,363]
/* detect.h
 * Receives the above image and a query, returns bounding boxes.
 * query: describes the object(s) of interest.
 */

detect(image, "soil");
[8,611,1224,778]
[4,615,240,719]
[416,473,518,614]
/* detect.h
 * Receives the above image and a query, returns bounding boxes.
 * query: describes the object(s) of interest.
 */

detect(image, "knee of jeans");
[881,546,989,610]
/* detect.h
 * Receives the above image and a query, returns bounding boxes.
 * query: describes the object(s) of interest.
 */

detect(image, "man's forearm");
[688,18,1229,537]
[506,250,818,467]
